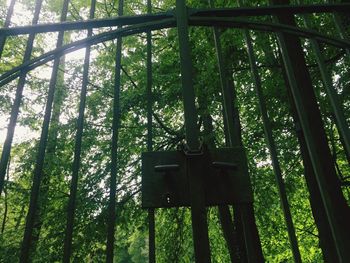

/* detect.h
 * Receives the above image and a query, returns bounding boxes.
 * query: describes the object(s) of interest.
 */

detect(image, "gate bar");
[209,5,264,261]
[0,0,42,198]
[106,0,124,261]
[278,34,350,263]
[0,13,173,36]
[238,1,301,261]
[2,17,350,89]
[20,0,70,261]
[273,3,350,260]
[0,0,16,59]
[298,2,350,166]
[63,0,96,261]
[2,4,350,36]
[146,0,156,262]
[281,62,338,261]
[206,2,243,259]
[175,0,211,261]
[328,1,350,66]
[189,17,350,49]
[191,3,350,18]
[0,19,176,88]
[0,0,43,196]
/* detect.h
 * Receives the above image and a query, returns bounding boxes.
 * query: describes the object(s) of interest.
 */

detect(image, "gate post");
[175,0,211,261]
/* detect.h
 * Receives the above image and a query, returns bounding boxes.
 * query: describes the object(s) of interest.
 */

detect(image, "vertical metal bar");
[217,206,240,262]
[273,7,350,261]
[106,0,123,261]
[0,0,43,196]
[175,0,200,150]
[281,61,338,261]
[333,17,350,62]
[0,0,16,60]
[175,0,211,262]
[205,1,246,262]
[238,1,301,260]
[1,157,10,234]
[148,209,155,263]
[146,0,153,155]
[208,2,263,261]
[278,36,349,262]
[211,30,239,147]
[328,2,350,164]
[327,0,350,64]
[299,0,350,165]
[214,35,264,263]
[63,1,96,262]
[199,90,240,262]
[20,0,70,261]
[146,0,156,262]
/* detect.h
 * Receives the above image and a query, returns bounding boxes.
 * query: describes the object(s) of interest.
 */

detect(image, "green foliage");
[0,0,349,262]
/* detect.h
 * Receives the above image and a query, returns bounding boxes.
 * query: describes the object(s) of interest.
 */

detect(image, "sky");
[0,0,90,146]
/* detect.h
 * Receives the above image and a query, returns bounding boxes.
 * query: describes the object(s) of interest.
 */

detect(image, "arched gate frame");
[0,0,349,262]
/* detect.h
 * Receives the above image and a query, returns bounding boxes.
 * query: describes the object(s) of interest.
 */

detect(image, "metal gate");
[0,0,349,262]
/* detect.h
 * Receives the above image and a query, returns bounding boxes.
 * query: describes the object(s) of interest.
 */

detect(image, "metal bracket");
[212,161,237,170]
[142,146,253,208]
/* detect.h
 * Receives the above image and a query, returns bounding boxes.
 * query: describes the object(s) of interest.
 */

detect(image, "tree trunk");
[271,0,350,260]
[281,61,339,262]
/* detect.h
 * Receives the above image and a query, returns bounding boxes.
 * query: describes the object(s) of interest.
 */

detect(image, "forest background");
[0,0,349,261]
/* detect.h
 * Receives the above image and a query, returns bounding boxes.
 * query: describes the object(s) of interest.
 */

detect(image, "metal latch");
[212,161,237,171]
[154,164,180,172]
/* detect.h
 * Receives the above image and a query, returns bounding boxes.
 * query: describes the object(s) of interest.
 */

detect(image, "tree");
[0,0,349,261]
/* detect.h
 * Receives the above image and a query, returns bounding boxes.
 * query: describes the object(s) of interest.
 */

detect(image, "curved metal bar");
[0,0,16,58]
[1,4,349,36]
[189,17,350,49]
[0,12,174,36]
[0,18,176,87]
[1,16,349,88]
[190,3,350,17]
